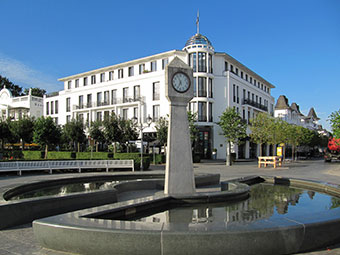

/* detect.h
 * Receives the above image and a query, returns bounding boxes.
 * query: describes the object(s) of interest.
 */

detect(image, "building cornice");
[59,50,185,82]
[215,52,275,88]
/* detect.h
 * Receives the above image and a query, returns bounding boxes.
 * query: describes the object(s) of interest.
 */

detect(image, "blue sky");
[0,0,339,130]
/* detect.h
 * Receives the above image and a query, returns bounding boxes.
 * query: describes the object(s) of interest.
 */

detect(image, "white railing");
[0,160,134,176]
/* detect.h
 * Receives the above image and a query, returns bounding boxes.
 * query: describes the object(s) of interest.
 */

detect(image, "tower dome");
[185,33,213,47]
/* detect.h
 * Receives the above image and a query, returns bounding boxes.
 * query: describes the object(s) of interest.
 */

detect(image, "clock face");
[172,72,190,93]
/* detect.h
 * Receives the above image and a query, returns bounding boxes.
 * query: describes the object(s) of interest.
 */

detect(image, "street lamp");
[133,115,153,170]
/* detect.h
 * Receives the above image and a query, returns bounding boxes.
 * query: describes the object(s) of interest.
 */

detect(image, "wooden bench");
[0,160,134,176]
[258,156,282,168]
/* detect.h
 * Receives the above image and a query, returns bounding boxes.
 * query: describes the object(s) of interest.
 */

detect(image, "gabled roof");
[307,107,320,120]
[290,103,303,115]
[275,95,290,110]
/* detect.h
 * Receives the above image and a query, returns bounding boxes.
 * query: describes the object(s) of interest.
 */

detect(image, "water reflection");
[134,184,340,224]
[10,181,120,200]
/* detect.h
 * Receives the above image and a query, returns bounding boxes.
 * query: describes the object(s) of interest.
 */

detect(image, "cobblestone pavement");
[0,159,340,254]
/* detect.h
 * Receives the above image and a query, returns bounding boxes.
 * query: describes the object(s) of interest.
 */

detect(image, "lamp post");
[133,116,152,171]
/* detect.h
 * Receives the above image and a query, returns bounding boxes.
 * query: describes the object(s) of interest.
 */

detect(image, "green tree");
[329,109,340,138]
[103,113,122,152]
[218,107,247,166]
[10,117,35,150]
[0,119,11,149]
[33,117,61,159]
[119,119,138,146]
[188,111,199,147]
[89,121,105,152]
[24,87,46,97]
[63,118,86,152]
[250,112,272,157]
[267,118,286,155]
[155,116,168,154]
[0,75,23,96]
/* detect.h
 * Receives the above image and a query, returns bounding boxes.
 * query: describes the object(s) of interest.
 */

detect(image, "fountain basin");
[33,176,340,255]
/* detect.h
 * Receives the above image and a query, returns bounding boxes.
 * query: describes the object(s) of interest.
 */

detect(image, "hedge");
[149,154,166,164]
[114,153,150,170]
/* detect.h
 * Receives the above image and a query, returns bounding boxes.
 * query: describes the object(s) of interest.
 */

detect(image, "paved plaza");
[0,159,340,255]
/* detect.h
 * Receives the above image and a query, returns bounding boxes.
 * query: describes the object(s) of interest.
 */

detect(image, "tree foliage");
[89,121,105,152]
[155,116,168,150]
[250,113,273,156]
[10,117,35,150]
[24,87,46,97]
[33,117,61,159]
[329,109,340,138]
[0,119,11,149]
[62,118,86,152]
[0,75,23,96]
[218,107,247,165]
[187,111,199,146]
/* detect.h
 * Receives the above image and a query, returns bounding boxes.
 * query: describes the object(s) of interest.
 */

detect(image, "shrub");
[76,152,109,160]
[149,154,166,164]
[114,153,150,170]
[23,150,41,160]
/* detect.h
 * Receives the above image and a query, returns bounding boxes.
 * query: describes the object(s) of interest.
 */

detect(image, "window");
[75,79,79,88]
[237,86,239,104]
[209,102,213,122]
[241,71,244,79]
[97,92,102,106]
[198,52,207,72]
[153,105,160,121]
[252,93,254,102]
[104,91,109,105]
[235,68,239,76]
[189,53,197,72]
[79,95,84,109]
[109,71,114,80]
[153,82,160,100]
[66,115,71,123]
[122,109,128,120]
[208,54,213,73]
[111,89,117,104]
[243,89,246,103]
[243,109,245,120]
[151,61,157,72]
[261,84,263,90]
[87,94,92,108]
[250,77,252,83]
[91,75,96,84]
[123,87,129,103]
[133,107,138,119]
[134,85,140,100]
[139,64,145,74]
[67,81,71,89]
[248,91,250,100]
[100,73,105,82]
[230,65,234,73]
[96,112,102,122]
[198,102,207,122]
[66,98,70,112]
[55,100,58,114]
[254,79,256,86]
[51,101,54,114]
[225,61,228,71]
[128,66,134,77]
[118,69,123,79]
[84,77,88,86]
[198,77,207,97]
[46,102,49,115]
[233,84,236,103]
[162,58,168,69]
[54,117,58,125]
[193,77,197,97]
[208,78,213,98]
[245,74,248,81]
[256,95,258,103]
[104,111,110,121]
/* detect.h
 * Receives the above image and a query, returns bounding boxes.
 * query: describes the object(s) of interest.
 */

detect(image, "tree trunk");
[273,145,276,156]
[96,142,98,152]
[21,140,25,151]
[226,141,232,166]
[292,145,295,161]
[45,144,48,159]
[77,142,80,153]
[259,143,263,157]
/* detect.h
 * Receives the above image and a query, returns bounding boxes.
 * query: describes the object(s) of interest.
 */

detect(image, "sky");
[0,0,339,131]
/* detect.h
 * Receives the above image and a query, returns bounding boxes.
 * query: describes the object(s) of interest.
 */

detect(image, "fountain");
[4,58,340,254]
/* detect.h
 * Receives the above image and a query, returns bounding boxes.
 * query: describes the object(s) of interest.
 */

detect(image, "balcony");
[242,99,268,112]
[73,97,142,111]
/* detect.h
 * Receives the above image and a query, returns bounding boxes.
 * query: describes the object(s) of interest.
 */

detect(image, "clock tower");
[164,57,196,196]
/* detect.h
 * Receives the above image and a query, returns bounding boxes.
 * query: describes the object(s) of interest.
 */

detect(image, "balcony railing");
[73,97,142,110]
[242,99,268,112]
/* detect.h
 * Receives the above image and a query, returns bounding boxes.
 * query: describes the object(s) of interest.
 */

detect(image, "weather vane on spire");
[196,10,199,34]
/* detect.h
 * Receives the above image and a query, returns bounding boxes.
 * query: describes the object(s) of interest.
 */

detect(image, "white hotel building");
[44,33,275,160]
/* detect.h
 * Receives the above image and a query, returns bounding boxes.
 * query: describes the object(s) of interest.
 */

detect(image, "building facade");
[44,33,275,159]
[0,87,43,121]
[274,95,322,131]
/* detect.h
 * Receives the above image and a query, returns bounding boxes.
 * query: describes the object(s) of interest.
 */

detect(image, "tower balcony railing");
[242,99,268,112]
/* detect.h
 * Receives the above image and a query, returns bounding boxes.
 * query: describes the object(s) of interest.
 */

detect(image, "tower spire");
[196,10,199,34]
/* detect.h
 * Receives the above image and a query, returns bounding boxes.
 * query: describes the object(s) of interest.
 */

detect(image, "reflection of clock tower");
[164,57,196,196]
